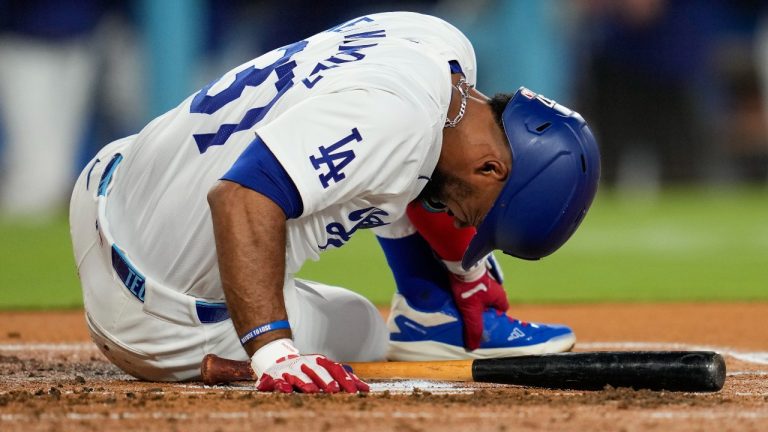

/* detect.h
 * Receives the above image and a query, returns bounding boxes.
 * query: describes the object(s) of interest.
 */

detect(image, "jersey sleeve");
[220,136,303,218]
[253,89,436,216]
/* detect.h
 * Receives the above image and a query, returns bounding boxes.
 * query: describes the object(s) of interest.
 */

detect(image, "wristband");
[239,320,291,346]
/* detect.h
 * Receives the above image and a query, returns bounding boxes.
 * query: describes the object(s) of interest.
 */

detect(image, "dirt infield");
[1,304,767,431]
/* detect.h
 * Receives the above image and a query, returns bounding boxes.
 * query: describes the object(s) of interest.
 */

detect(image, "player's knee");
[333,292,388,361]
[296,281,388,361]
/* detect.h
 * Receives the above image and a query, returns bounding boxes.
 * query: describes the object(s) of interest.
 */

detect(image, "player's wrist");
[250,338,300,377]
[443,256,487,282]
[242,327,293,357]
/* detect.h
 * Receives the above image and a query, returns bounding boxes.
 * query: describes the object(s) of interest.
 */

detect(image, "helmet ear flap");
[462,88,600,270]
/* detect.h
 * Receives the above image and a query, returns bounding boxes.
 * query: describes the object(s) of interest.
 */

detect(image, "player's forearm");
[208,180,290,356]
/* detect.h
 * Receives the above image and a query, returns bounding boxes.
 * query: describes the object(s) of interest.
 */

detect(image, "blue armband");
[221,136,303,219]
[239,320,291,346]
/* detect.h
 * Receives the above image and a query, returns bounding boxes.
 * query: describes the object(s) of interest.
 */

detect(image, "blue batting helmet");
[461,87,600,270]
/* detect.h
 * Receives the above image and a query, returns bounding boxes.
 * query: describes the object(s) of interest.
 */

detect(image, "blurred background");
[0,0,766,309]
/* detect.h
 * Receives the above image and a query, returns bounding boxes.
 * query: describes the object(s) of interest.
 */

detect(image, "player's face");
[427,98,510,228]
[418,168,495,228]
[428,89,511,227]
[440,168,506,229]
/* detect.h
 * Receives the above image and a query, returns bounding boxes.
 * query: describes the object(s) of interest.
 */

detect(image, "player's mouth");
[453,218,470,229]
[446,209,471,229]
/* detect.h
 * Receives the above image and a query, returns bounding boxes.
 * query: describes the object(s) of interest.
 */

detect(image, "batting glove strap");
[250,338,300,378]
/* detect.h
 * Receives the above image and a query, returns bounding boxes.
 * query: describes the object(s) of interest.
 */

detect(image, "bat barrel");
[472,351,726,392]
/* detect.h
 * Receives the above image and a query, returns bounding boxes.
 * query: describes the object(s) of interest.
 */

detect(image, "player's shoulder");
[308,54,449,134]
[365,12,477,82]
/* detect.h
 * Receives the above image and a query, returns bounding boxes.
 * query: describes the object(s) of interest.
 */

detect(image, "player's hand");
[257,354,369,394]
[251,339,368,394]
[448,261,509,351]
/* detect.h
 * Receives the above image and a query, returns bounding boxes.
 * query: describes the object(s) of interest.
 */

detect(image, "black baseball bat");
[471,351,726,391]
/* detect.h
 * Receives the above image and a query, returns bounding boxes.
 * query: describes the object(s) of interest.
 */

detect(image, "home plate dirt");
[1,303,767,431]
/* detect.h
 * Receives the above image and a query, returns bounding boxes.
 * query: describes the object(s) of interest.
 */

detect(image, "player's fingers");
[301,363,339,394]
[461,306,484,351]
[341,364,370,393]
[256,374,276,392]
[487,278,509,311]
[349,371,370,393]
[317,357,359,393]
[283,372,319,394]
[490,287,510,312]
[272,377,294,393]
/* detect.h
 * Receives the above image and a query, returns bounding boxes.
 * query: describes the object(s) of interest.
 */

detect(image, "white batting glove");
[251,338,369,393]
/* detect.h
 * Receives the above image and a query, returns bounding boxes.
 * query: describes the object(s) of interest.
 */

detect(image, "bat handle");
[201,353,256,385]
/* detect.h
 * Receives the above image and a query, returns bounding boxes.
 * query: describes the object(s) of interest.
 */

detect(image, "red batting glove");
[252,339,369,394]
[447,265,510,351]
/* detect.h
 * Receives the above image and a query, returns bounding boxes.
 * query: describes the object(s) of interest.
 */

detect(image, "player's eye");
[423,197,448,213]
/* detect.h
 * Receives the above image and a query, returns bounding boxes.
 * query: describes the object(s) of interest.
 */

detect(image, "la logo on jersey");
[319,207,389,250]
[310,128,362,189]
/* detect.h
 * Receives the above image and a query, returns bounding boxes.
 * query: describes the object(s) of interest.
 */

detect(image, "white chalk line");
[728,371,768,377]
[197,381,478,395]
[369,380,476,394]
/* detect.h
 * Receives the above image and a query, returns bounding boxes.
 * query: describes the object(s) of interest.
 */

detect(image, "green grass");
[0,214,82,309]
[1,187,767,310]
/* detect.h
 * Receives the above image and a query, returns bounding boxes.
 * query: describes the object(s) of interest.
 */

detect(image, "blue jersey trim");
[221,136,304,219]
[111,244,146,302]
[449,60,463,75]
[195,301,230,324]
[98,154,123,197]
[377,233,451,311]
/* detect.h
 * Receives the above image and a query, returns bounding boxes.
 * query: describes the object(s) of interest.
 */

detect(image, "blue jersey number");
[190,40,308,154]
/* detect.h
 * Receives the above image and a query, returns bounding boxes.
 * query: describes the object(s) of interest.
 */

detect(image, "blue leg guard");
[376,233,451,311]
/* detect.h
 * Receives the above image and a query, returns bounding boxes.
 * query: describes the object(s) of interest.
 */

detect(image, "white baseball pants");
[69,138,388,381]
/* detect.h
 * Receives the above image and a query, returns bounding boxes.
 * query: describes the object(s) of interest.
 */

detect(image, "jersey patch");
[310,128,362,188]
[319,207,389,250]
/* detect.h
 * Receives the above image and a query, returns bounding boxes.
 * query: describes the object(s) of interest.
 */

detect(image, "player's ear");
[476,159,508,182]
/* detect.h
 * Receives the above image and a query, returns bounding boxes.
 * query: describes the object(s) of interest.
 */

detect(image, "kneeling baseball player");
[69,12,599,393]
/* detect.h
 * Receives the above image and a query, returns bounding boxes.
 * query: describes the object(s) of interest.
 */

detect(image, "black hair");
[489,93,514,130]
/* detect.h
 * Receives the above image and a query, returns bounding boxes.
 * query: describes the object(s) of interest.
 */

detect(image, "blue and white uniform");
[69,12,476,381]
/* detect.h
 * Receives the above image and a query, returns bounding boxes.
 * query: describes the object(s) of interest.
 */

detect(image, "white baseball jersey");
[104,12,477,300]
